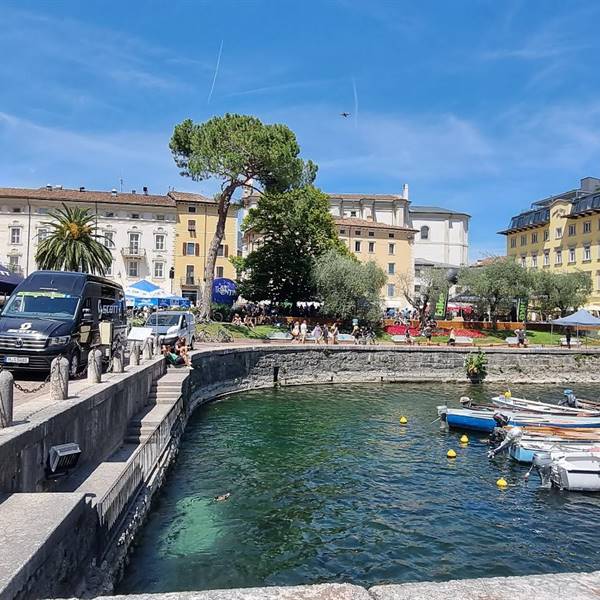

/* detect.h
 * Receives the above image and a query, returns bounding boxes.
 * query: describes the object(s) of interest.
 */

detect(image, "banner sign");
[517,297,528,322]
[212,278,238,305]
[434,290,448,319]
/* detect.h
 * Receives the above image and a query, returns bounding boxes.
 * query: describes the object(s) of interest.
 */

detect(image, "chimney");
[79,186,85,192]
[111,188,117,196]
[402,183,409,200]
[581,177,600,193]
[143,186,148,195]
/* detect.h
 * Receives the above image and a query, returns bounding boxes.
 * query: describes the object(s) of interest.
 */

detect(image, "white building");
[0,186,177,290]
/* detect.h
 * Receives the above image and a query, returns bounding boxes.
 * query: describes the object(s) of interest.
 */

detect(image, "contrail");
[207,40,223,104]
[352,77,359,128]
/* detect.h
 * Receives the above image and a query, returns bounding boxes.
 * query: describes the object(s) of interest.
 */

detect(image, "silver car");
[145,311,196,348]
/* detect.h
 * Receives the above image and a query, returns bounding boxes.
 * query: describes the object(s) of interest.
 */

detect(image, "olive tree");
[532,270,592,318]
[397,266,450,325]
[170,114,316,320]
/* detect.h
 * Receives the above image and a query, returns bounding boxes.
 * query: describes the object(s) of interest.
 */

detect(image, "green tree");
[238,186,347,305]
[313,250,387,326]
[459,257,530,325]
[170,114,316,320]
[532,270,592,317]
[35,203,112,274]
[397,266,450,325]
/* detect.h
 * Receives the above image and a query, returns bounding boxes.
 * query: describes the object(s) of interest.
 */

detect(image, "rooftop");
[328,193,405,201]
[409,205,470,217]
[334,217,417,232]
[167,190,215,203]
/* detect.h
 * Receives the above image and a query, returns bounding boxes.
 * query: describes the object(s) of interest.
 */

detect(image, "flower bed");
[385,325,486,338]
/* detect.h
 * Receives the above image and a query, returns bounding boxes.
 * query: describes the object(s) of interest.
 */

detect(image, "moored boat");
[534,451,600,492]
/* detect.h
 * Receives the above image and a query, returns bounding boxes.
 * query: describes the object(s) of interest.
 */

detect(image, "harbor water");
[119,383,600,592]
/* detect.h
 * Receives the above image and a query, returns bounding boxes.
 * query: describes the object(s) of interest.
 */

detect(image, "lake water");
[119,383,600,592]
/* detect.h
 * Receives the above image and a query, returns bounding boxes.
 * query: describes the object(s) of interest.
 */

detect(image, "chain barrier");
[12,372,51,394]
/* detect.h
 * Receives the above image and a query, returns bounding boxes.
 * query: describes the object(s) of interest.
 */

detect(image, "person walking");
[323,324,330,345]
[291,321,300,342]
[423,324,433,346]
[300,320,308,343]
[352,322,360,345]
[565,326,572,349]
[313,323,323,344]
[448,328,456,346]
[330,322,339,345]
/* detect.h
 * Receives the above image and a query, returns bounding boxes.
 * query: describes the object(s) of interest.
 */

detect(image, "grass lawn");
[196,322,281,340]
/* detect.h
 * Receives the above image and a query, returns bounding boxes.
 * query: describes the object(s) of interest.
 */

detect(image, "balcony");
[121,246,146,259]
[180,276,197,287]
[7,264,23,275]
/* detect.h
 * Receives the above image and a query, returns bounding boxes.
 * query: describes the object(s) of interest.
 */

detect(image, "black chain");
[13,373,51,394]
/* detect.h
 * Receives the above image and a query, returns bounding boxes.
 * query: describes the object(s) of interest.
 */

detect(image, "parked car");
[0,271,127,376]
[145,311,196,348]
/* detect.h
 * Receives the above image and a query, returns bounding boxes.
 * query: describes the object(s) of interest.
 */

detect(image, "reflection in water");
[120,383,600,592]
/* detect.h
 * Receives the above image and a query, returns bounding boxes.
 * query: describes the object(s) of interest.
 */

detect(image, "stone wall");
[0,357,166,494]
[187,345,600,409]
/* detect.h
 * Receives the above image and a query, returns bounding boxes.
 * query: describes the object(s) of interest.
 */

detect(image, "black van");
[0,271,127,376]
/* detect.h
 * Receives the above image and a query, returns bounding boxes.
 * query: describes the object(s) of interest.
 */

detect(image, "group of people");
[231,313,256,328]
[290,320,340,344]
[161,337,191,366]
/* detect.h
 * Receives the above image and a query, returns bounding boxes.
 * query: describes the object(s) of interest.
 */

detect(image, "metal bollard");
[0,370,14,428]
[130,343,140,366]
[87,349,102,384]
[112,350,124,373]
[142,338,152,361]
[50,356,69,401]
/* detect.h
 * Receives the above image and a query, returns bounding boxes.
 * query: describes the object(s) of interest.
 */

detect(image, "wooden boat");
[534,451,600,492]
[492,394,600,416]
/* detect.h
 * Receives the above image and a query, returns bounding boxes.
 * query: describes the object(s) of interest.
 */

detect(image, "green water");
[119,383,600,592]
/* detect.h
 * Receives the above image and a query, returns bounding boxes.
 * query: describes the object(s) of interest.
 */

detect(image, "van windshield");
[2,291,80,320]
[146,314,181,327]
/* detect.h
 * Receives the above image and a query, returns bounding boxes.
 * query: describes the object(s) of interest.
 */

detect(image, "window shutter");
[225,245,229,257]
[182,243,187,256]
[195,244,200,257]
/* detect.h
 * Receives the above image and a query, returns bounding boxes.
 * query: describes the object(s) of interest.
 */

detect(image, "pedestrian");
[352,322,360,345]
[291,320,300,342]
[405,329,413,345]
[330,322,339,345]
[565,326,572,349]
[448,328,456,346]
[300,320,308,343]
[313,323,323,344]
[423,324,433,346]
[517,326,526,348]
[323,324,329,345]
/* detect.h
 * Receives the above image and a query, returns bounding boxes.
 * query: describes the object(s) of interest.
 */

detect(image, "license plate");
[5,356,29,364]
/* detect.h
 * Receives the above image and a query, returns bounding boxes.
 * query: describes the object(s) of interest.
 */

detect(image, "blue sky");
[2,1,600,258]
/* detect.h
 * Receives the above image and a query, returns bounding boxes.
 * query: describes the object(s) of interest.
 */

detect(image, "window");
[216,266,224,278]
[11,207,21,213]
[584,245,591,261]
[531,232,538,244]
[105,262,113,276]
[568,224,576,236]
[520,255,526,267]
[187,219,196,231]
[388,233,395,239]
[355,230,361,235]
[568,248,576,263]
[217,244,224,257]
[185,242,197,256]
[387,284,395,297]
[388,263,395,275]
[156,214,165,221]
[354,240,361,252]
[130,213,140,220]
[388,243,395,255]
[128,260,139,278]
[420,226,429,240]
[510,237,517,249]
[188,206,196,213]
[185,265,194,284]
[544,229,549,241]
[37,208,48,215]
[37,228,48,242]
[154,262,164,278]
[339,229,346,235]
[129,232,141,252]
[555,249,562,265]
[543,250,550,266]
[104,231,114,248]
[414,267,422,278]
[155,234,165,251]
[531,254,538,268]
[414,284,421,293]
[8,255,19,270]
[105,211,115,218]
[368,231,374,237]
[555,227,563,239]
[10,227,21,244]
[520,234,527,246]
[368,241,375,253]
[350,210,357,217]
[584,221,591,234]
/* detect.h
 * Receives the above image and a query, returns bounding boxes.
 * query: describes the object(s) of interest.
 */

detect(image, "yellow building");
[169,191,239,304]
[501,177,600,307]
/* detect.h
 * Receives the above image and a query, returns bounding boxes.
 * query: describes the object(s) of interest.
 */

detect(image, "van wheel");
[189,336,195,351]
[69,351,80,379]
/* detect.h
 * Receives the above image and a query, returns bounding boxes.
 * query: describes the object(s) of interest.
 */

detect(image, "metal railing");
[121,246,146,258]
[96,395,184,536]
[180,276,196,286]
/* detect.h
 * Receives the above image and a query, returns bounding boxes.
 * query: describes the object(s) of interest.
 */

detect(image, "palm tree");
[35,203,112,274]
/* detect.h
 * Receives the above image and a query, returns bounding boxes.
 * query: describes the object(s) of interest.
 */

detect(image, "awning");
[550,309,600,327]
[0,264,24,294]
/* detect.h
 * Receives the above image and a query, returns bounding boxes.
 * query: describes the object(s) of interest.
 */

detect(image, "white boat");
[492,394,600,416]
[534,451,600,492]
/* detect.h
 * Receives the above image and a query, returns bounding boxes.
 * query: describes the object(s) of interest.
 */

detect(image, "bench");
[391,335,407,344]
[267,332,293,341]
[560,338,582,347]
[454,336,474,346]
[337,333,355,343]
[507,336,528,347]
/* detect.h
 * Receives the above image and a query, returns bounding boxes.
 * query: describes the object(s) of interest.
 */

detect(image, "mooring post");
[112,349,124,373]
[153,335,161,356]
[130,342,140,366]
[50,356,69,401]
[87,349,102,384]
[0,370,14,428]
[142,338,152,361]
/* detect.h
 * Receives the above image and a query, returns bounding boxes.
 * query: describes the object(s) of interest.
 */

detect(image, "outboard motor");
[559,389,579,408]
[488,427,522,458]
[493,412,510,428]
[533,452,553,488]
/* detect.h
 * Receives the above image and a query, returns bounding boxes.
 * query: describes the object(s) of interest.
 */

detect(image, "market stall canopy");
[0,264,24,293]
[550,309,600,327]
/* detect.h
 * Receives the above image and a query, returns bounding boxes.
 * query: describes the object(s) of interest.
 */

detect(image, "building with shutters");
[0,185,177,290]
[170,191,239,304]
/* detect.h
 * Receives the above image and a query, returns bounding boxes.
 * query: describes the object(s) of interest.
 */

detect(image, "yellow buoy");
[460,434,469,444]
[399,416,408,425]
[447,449,457,458]
[496,478,508,488]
